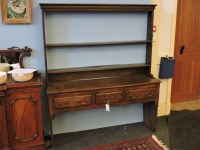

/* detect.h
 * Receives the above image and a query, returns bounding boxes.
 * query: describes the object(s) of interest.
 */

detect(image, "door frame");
[167,0,178,108]
[151,0,178,115]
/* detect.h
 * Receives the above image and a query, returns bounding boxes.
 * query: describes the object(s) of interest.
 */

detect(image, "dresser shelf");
[46,40,152,48]
[40,4,156,12]
[48,63,150,74]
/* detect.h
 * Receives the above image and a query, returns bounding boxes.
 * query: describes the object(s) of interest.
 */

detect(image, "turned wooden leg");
[143,102,157,132]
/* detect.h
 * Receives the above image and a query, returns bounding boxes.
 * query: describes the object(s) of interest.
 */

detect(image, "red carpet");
[85,135,168,150]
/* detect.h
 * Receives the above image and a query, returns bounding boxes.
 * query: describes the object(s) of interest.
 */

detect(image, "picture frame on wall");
[1,0,32,24]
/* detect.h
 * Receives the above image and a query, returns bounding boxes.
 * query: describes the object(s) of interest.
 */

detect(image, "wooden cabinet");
[0,74,45,150]
[0,87,9,150]
[40,3,160,143]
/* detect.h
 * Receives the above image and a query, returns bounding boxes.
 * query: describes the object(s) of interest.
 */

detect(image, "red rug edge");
[84,136,167,150]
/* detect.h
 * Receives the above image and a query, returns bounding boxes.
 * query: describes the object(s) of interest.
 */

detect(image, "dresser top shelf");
[46,40,152,48]
[40,4,156,12]
[41,3,158,94]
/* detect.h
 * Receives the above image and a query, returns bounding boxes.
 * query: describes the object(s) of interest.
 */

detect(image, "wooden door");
[0,96,9,149]
[5,92,44,149]
[171,0,200,103]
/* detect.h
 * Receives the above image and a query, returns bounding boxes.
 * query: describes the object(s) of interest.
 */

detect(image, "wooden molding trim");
[40,4,156,12]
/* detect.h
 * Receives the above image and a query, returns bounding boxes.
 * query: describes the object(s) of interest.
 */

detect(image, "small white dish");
[0,63,10,72]
[10,63,20,69]
[8,69,37,82]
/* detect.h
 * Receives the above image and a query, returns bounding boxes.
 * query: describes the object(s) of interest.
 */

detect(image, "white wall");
[0,0,156,135]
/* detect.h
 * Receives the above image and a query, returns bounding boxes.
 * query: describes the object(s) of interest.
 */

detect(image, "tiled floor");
[171,99,200,111]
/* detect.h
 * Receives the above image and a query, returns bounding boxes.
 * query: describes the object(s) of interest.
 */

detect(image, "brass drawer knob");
[81,102,86,105]
[147,93,153,97]
[131,95,137,99]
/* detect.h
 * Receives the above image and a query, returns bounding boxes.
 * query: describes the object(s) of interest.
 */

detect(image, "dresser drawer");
[54,95,92,108]
[126,89,157,101]
[96,91,123,104]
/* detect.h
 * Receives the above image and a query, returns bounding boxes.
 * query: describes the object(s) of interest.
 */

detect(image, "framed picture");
[1,0,32,24]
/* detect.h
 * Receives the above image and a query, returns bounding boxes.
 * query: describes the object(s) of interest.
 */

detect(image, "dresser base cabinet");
[47,77,160,142]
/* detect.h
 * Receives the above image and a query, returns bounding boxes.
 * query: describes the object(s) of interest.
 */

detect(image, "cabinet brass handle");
[148,94,153,97]
[132,96,137,99]
[58,102,69,106]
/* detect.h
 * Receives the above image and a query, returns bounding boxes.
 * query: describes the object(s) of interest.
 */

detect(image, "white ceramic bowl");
[0,71,7,84]
[8,69,37,82]
[10,63,20,69]
[0,63,10,72]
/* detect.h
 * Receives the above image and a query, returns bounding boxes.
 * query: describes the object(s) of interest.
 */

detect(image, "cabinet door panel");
[0,96,9,149]
[6,93,44,148]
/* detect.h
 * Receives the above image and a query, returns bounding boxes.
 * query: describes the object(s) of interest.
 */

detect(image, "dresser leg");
[143,102,157,132]
[50,119,54,145]
[45,119,54,147]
